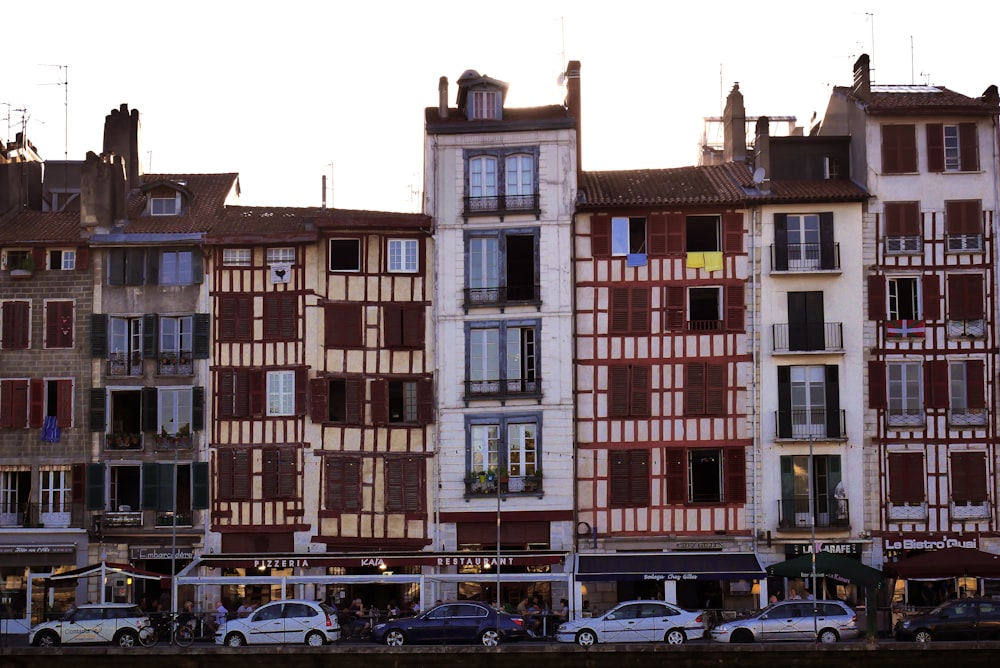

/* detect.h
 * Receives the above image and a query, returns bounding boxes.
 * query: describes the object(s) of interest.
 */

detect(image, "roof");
[119,172,239,235]
[747,179,868,204]
[0,211,82,244]
[832,84,1000,117]
[578,163,751,208]
[425,105,575,135]
[204,206,431,243]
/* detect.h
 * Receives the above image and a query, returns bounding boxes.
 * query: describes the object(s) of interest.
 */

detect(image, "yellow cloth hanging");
[704,252,723,272]
[686,252,705,268]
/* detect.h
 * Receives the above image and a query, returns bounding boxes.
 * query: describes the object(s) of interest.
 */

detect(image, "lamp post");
[808,434,818,643]
[496,468,502,611]
[170,441,178,644]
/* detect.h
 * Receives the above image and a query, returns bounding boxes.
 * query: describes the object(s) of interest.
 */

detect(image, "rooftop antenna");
[865,13,875,83]
[720,64,724,116]
[40,64,69,202]
[326,162,334,208]
[910,35,914,85]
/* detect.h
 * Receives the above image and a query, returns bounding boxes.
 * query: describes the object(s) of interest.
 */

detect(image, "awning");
[766,552,882,587]
[577,552,764,581]
[887,547,1000,579]
[48,561,167,582]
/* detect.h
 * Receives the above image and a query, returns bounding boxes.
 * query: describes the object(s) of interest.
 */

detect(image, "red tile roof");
[205,206,431,243]
[578,163,751,208]
[748,179,868,204]
[0,211,82,243]
[121,173,239,234]
[832,85,999,116]
[425,105,574,133]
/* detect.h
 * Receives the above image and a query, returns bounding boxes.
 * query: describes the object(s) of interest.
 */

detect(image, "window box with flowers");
[7,252,35,278]
[106,432,143,450]
[156,424,193,450]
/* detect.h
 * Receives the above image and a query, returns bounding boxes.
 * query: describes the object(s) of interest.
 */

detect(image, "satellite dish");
[752,167,766,185]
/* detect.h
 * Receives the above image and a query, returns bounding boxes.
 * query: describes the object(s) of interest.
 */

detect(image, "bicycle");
[138,612,195,647]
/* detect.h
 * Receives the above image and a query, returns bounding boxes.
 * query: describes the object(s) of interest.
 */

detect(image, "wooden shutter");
[46,300,74,348]
[192,462,209,509]
[386,459,403,512]
[142,313,158,359]
[384,305,402,347]
[888,453,924,504]
[309,378,328,423]
[868,361,887,409]
[140,462,159,510]
[217,369,235,419]
[248,369,265,417]
[610,288,629,334]
[264,294,296,340]
[279,449,296,498]
[776,366,792,438]
[57,379,73,428]
[924,360,949,409]
[630,366,650,418]
[948,274,984,320]
[370,379,387,425]
[824,365,841,438]
[326,457,361,512]
[591,214,610,257]
[609,451,629,507]
[630,288,649,333]
[665,213,684,253]
[648,212,667,255]
[29,379,44,428]
[952,452,987,504]
[126,248,146,285]
[884,202,921,236]
[1,301,29,349]
[818,212,836,270]
[773,213,789,271]
[345,378,363,424]
[192,386,205,430]
[706,363,726,416]
[219,296,237,342]
[665,448,687,504]
[295,368,308,416]
[71,463,86,504]
[90,314,108,358]
[664,286,685,331]
[0,380,25,428]
[142,386,158,432]
[724,447,746,504]
[402,305,425,348]
[193,313,210,358]
[107,248,125,285]
[89,387,106,431]
[629,450,649,506]
[608,365,630,417]
[926,123,944,172]
[959,122,979,171]
[262,448,278,498]
[882,124,916,173]
[868,275,886,320]
[966,361,986,410]
[725,284,745,331]
[946,200,982,235]
[86,462,105,510]
[685,363,706,416]
[922,275,941,320]
[723,212,743,253]
[417,378,434,424]
[76,246,90,270]
[325,303,363,348]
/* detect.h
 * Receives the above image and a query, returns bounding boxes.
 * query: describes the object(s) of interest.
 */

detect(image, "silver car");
[555,600,705,645]
[29,603,152,648]
[710,600,858,643]
[216,599,340,646]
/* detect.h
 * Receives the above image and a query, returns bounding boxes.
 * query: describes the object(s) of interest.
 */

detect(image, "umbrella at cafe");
[767,552,882,588]
[889,547,1000,580]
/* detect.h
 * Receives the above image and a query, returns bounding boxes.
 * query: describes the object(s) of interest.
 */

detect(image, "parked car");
[371,600,529,646]
[710,600,858,643]
[215,599,340,646]
[29,603,153,648]
[554,600,705,645]
[895,599,1000,642]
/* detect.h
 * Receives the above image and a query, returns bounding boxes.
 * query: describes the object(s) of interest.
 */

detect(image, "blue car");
[371,601,529,646]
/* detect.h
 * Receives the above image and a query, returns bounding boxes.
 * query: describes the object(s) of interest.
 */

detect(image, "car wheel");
[480,629,500,646]
[33,630,59,647]
[224,632,247,647]
[576,629,598,646]
[818,628,839,644]
[385,629,406,646]
[731,628,754,644]
[665,628,686,645]
[115,629,138,648]
[914,629,932,643]
[305,630,326,647]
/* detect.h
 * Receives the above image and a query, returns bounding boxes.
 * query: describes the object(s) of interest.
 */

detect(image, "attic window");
[149,185,182,216]
[470,90,500,120]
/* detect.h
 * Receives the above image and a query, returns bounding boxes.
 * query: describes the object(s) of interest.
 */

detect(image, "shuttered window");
[684,362,726,416]
[0,379,29,428]
[884,202,921,236]
[951,452,987,504]
[384,304,425,348]
[217,449,251,501]
[370,377,434,425]
[609,365,650,418]
[263,293,297,341]
[44,300,74,348]
[881,124,917,174]
[610,449,649,507]
[216,369,251,419]
[324,304,363,348]
[262,447,297,499]
[927,122,979,172]
[310,377,363,424]
[945,200,983,235]
[218,295,254,342]
[888,453,925,504]
[385,457,423,513]
[1,300,30,349]
[947,274,984,320]
[590,214,610,257]
[324,456,361,512]
[610,287,649,334]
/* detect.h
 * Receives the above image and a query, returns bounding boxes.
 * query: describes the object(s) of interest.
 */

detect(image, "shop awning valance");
[888,547,1000,579]
[767,552,882,587]
[577,552,764,581]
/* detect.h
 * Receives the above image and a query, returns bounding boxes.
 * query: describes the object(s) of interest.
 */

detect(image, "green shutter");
[192,462,209,509]
[141,462,160,510]
[86,463,105,511]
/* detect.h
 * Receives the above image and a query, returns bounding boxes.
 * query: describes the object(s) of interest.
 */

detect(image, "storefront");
[0,540,87,633]
[884,535,1000,606]
[769,542,871,606]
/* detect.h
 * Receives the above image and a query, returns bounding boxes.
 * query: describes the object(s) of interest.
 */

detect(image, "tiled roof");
[120,173,239,234]
[312,208,431,230]
[748,179,868,204]
[0,211,82,243]
[205,206,431,241]
[425,105,575,133]
[578,163,751,208]
[832,85,999,116]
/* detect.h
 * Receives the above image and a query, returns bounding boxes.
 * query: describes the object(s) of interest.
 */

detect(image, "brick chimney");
[754,116,771,190]
[80,151,127,230]
[438,77,449,119]
[565,60,582,172]
[723,84,746,163]
[852,54,871,103]
[103,104,142,191]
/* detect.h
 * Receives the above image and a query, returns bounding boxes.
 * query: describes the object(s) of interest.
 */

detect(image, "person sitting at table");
[237,597,254,618]
[517,596,542,635]
[386,600,401,619]
[346,598,370,639]
[555,598,569,623]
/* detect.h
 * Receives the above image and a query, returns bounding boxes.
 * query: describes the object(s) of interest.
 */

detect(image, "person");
[386,600,400,618]
[237,597,254,618]
[834,479,848,520]
[346,598,369,639]
[769,594,779,605]
[517,596,542,635]
[410,598,421,615]
[555,598,569,622]
[788,588,801,601]
[207,600,228,634]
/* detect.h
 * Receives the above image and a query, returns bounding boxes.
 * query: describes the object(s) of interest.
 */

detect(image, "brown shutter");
[310,378,328,423]
[946,200,983,235]
[75,246,90,270]
[966,361,986,410]
[295,368,308,416]
[71,463,85,504]
[610,451,629,506]
[263,294,278,339]
[629,450,650,506]
[324,458,341,510]
[665,213,684,253]
[384,305,403,347]
[926,123,944,172]
[417,378,434,425]
[278,449,296,498]
[952,452,987,504]
[888,453,924,504]
[706,363,726,415]
[591,214,610,257]
[1,301,30,349]
[281,294,297,339]
[326,303,363,348]
[217,369,234,419]
[664,286,685,331]
[29,378,44,428]
[723,212,743,253]
[0,381,11,428]
[948,274,984,320]
[630,287,649,333]
[608,365,630,417]
[610,288,629,334]
[402,305,425,348]
[924,360,949,409]
[648,212,667,255]
[386,459,403,512]
[630,366,650,417]
[959,122,979,171]
[685,363,706,415]
[233,450,251,500]
[8,380,28,428]
[370,379,387,425]
[345,378,363,424]
[219,296,237,341]
[725,284,745,331]
[57,379,73,428]
[884,202,920,236]
[868,361,887,409]
[665,448,687,504]
[922,275,941,320]
[868,275,886,320]
[46,301,74,348]
[402,458,422,512]
[248,370,265,417]
[217,450,234,500]
[262,448,278,498]
[724,447,746,504]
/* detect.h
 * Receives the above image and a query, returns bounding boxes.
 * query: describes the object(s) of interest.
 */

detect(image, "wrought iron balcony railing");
[777,495,850,530]
[772,323,844,353]
[463,193,541,221]
[774,409,846,439]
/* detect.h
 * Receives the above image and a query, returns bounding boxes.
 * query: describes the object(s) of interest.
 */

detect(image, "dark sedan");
[371,601,529,646]
[895,599,1000,642]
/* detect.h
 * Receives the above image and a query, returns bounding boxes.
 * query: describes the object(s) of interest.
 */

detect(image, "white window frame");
[507,422,537,477]
[469,156,498,198]
[267,370,295,416]
[943,124,961,171]
[0,470,26,519]
[109,316,142,360]
[159,315,193,357]
[505,154,533,196]
[39,469,71,513]
[49,249,76,270]
[223,248,252,266]
[266,247,295,264]
[888,362,923,427]
[888,276,921,320]
[470,90,499,120]
[151,193,180,216]
[158,387,193,435]
[159,250,194,285]
[786,214,821,270]
[388,239,418,273]
[790,365,827,437]
[470,424,500,474]
[468,237,499,290]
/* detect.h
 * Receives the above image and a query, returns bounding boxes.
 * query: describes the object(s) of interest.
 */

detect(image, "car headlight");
[901,620,911,628]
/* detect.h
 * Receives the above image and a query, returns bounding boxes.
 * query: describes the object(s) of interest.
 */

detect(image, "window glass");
[160,250,194,284]
[267,371,295,416]
[267,247,295,263]
[388,239,418,272]
[223,249,251,266]
[470,157,498,198]
[151,197,177,215]
[329,239,360,271]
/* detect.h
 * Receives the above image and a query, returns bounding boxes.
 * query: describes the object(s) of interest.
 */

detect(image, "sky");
[4,1,998,212]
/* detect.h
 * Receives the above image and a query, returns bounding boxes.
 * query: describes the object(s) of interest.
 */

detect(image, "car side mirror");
[606,613,616,620]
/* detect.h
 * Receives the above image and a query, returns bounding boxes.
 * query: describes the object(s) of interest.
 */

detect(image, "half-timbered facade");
[822,56,1000,583]
[573,162,760,611]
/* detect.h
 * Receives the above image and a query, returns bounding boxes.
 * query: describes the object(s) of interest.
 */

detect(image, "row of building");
[1,55,998,630]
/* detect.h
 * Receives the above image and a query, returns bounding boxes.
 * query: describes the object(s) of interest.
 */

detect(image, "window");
[506,154,533,196]
[158,388,193,436]
[0,470,30,522]
[950,451,988,505]
[773,213,837,270]
[263,293,297,341]
[610,287,649,334]
[612,216,646,256]
[887,362,923,427]
[151,194,179,215]
[466,230,538,306]
[469,90,500,120]
[107,248,146,285]
[324,303,363,348]
[49,249,76,270]
[945,200,983,251]
[777,365,841,438]
[385,457,423,513]
[467,320,539,399]
[684,362,726,416]
[467,415,540,478]
[108,465,141,511]
[1,300,30,349]
[310,377,363,424]
[949,361,986,426]
[3,249,32,272]
[104,316,142,376]
[40,469,71,515]
[384,304,424,348]
[0,379,29,428]
[223,249,252,266]
[370,377,432,425]
[608,364,650,418]
[888,277,920,320]
[324,456,361,512]
[779,455,845,528]
[216,369,250,419]
[888,452,925,505]
[217,449,251,501]
[266,247,295,263]
[218,295,254,342]
[469,156,498,200]
[869,275,940,324]
[44,300,74,348]
[42,379,74,429]
[689,449,724,503]
[927,122,978,172]
[947,274,985,337]
[883,202,922,253]
[329,239,361,272]
[686,215,721,252]
[388,381,418,422]
[881,124,917,174]
[262,447,297,499]
[266,371,295,416]
[387,239,418,273]
[783,291,832,352]
[610,449,649,507]
[159,250,197,285]
[464,148,539,217]
[159,315,193,372]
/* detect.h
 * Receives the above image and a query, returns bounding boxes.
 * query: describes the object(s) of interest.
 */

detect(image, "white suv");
[29,603,152,648]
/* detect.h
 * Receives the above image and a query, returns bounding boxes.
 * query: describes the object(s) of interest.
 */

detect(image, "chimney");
[438,77,449,119]
[80,151,127,230]
[102,104,142,191]
[723,83,746,163]
[565,60,582,172]
[754,116,771,188]
[981,85,999,108]
[852,54,871,103]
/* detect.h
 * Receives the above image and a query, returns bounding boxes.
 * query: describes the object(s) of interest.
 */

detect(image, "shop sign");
[203,552,564,570]
[674,542,723,551]
[882,534,978,551]
[643,573,698,581]
[130,547,196,561]
[785,542,862,557]
[0,544,76,554]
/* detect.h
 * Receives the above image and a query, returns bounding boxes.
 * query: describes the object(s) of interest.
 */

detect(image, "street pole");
[170,442,178,644]
[809,434,818,643]
[496,470,502,630]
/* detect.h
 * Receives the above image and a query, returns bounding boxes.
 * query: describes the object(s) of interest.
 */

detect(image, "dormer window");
[151,195,179,215]
[470,90,500,120]
[143,182,190,216]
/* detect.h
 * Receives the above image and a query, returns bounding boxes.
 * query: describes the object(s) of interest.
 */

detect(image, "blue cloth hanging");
[41,415,61,443]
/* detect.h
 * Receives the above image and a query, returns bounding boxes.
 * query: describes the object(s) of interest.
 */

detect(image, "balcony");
[769,243,841,272]
[463,284,541,312]
[887,409,925,429]
[105,432,143,450]
[775,409,846,440]
[463,193,541,221]
[154,433,194,451]
[0,502,87,528]
[950,500,990,521]
[158,352,194,376]
[772,323,844,353]
[93,509,197,533]
[464,377,542,404]
[947,319,986,339]
[885,236,922,254]
[155,511,193,528]
[777,495,850,530]
[687,319,721,332]
[887,501,928,522]
[107,351,143,377]
[949,408,988,428]
[946,234,983,253]
[464,473,543,497]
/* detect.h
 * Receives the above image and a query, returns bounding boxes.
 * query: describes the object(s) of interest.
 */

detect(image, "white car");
[710,600,859,643]
[216,599,340,646]
[29,603,152,648]
[554,600,705,645]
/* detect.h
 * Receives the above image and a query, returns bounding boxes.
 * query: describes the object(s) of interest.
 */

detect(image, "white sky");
[3,1,997,211]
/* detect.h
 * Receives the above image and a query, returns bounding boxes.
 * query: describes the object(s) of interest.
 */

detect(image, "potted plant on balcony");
[497,468,509,484]
[9,253,34,278]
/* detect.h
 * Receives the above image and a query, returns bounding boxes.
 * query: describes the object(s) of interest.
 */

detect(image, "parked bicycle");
[138,611,195,647]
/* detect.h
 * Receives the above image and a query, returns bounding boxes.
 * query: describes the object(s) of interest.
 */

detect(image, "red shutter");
[384,305,402,347]
[8,380,28,428]
[629,450,649,506]
[608,366,630,417]
[369,379,387,425]
[723,212,743,253]
[402,305,424,348]
[75,246,90,270]
[386,459,403,512]
[278,448,297,498]
[71,463,86,503]
[665,448,687,504]
[706,363,726,415]
[610,288,629,334]
[725,284,745,331]
[966,361,985,410]
[591,214,610,257]
[926,123,944,172]
[664,286,685,331]
[234,450,251,500]
[263,294,280,340]
[629,287,649,333]
[685,363,706,415]
[868,275,886,320]
[648,213,667,255]
[868,361,887,409]
[724,447,746,504]
[952,452,987,504]
[295,368,308,416]
[219,296,237,342]
[924,360,949,409]
[665,213,684,254]
[345,378,363,424]
[609,451,629,507]
[417,378,434,424]
[57,379,73,428]
[959,122,979,171]
[884,202,920,236]
[326,303,363,348]
[217,450,234,500]
[248,370,265,417]
[28,379,44,428]
[630,366,650,418]
[948,274,984,320]
[946,200,982,235]
[310,378,328,423]
[888,453,924,504]
[1,301,30,349]
[281,294,297,339]
[217,369,234,419]
[46,301,74,348]
[0,381,11,428]
[922,275,941,320]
